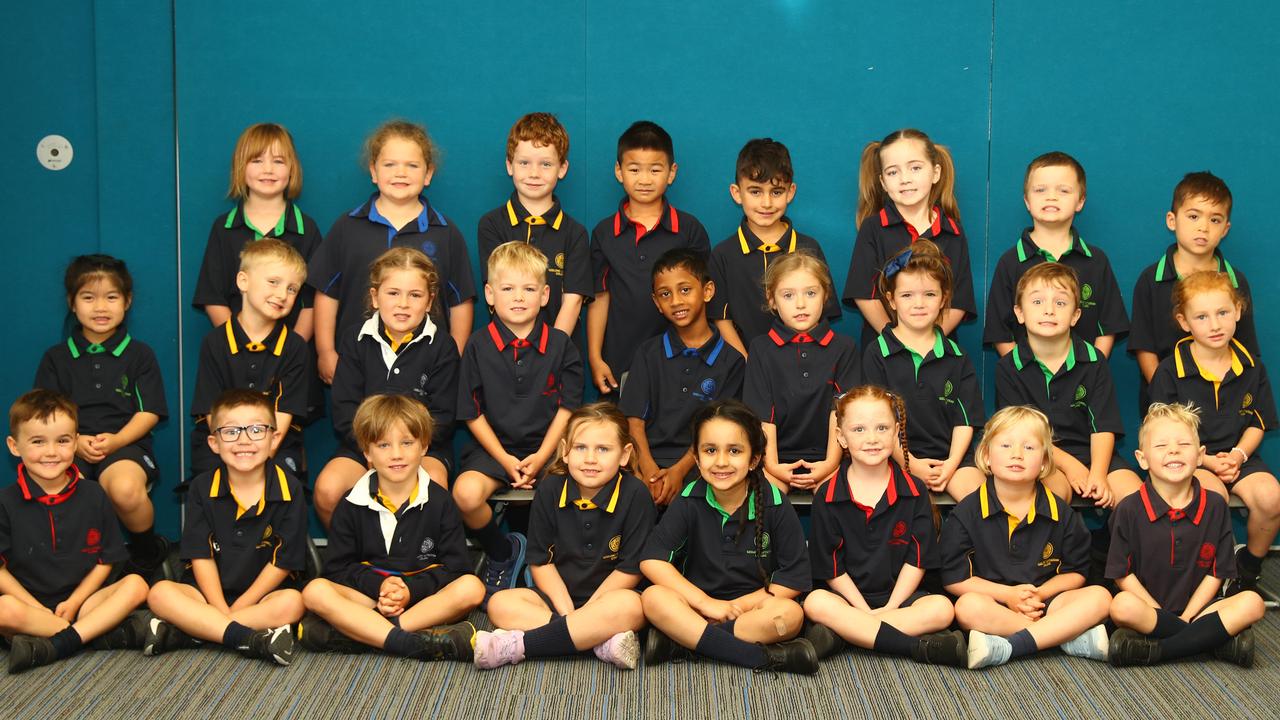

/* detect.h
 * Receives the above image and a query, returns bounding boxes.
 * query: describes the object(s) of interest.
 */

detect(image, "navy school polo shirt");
[456,319,583,454]
[1106,479,1235,615]
[0,466,127,606]
[1148,338,1277,454]
[940,477,1090,588]
[324,469,470,601]
[841,201,975,348]
[641,478,810,600]
[707,218,841,345]
[331,315,458,454]
[618,327,745,465]
[1129,244,1257,360]
[809,459,938,597]
[525,472,657,606]
[308,193,476,337]
[476,193,592,325]
[192,201,322,329]
[995,336,1123,464]
[983,228,1129,347]
[590,198,710,375]
[743,321,860,462]
[34,327,169,450]
[862,327,985,461]
[180,462,307,597]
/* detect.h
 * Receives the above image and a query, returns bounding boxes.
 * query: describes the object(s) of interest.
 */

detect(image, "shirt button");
[918,382,925,389]
[95,383,102,389]
[517,360,524,366]
[800,352,807,359]
[802,372,810,378]
[1050,394,1057,401]
[584,522,592,530]
[93,363,101,370]
[684,368,691,375]
[585,543,593,550]
[639,254,646,261]
[393,368,400,374]
[248,382,256,389]
[517,377,524,383]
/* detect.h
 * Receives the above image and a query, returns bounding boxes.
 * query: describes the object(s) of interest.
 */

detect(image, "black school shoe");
[803,622,847,660]
[408,622,476,662]
[643,627,692,666]
[123,536,172,584]
[1213,628,1255,668]
[91,609,150,651]
[296,612,366,654]
[1225,547,1262,597]
[142,616,198,656]
[8,635,58,674]
[238,625,296,666]
[757,638,819,675]
[1108,628,1161,667]
[912,630,968,667]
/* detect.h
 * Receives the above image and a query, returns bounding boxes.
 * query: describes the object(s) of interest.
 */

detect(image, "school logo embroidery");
[143,454,156,470]
[257,524,274,550]
[84,528,101,553]
[1198,543,1216,568]
[1074,385,1087,402]
[542,373,558,397]
[892,521,907,538]
[608,535,621,553]
[114,375,133,400]
[414,373,430,397]
[420,240,437,258]
[938,379,956,404]
[1079,283,1096,308]
[1243,393,1254,408]
[1042,542,1054,560]
[284,456,298,472]
[693,378,717,401]
[555,253,565,269]
[418,537,436,561]
[749,532,773,557]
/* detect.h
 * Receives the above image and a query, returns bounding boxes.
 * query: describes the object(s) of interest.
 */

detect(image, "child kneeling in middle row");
[299,395,484,661]
[475,403,656,670]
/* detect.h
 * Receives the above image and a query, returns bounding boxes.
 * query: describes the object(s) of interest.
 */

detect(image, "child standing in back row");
[843,129,975,349]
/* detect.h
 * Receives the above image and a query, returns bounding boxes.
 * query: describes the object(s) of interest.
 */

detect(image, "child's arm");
[1093,334,1115,357]
[205,306,232,327]
[586,291,617,393]
[627,416,660,485]
[932,425,975,492]
[652,451,696,506]
[92,411,160,457]
[1114,574,1161,608]
[191,558,232,614]
[640,559,741,622]
[1032,572,1086,603]
[517,407,572,487]
[448,301,474,358]
[715,319,748,360]
[1084,432,1117,507]
[854,299,890,338]
[760,422,800,484]
[801,412,843,489]
[0,566,47,610]
[939,308,965,337]
[553,293,585,337]
[55,563,112,621]
[313,293,339,383]
[1212,427,1265,483]
[1054,446,1090,497]
[993,341,1015,356]
[585,569,642,606]
[1135,351,1159,384]
[530,564,576,616]
[229,564,291,612]
[293,307,314,342]
[1181,575,1223,622]
[465,416,523,484]
[826,573,872,612]
[880,563,926,611]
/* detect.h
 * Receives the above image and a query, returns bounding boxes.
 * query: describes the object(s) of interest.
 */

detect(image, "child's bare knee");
[455,575,486,609]
[1109,591,1147,625]
[302,579,335,610]
[953,593,990,624]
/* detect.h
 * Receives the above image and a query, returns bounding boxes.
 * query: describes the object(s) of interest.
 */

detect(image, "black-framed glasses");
[213,424,274,442]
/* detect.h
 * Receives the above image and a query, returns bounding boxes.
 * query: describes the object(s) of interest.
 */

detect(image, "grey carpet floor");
[5,574,1280,719]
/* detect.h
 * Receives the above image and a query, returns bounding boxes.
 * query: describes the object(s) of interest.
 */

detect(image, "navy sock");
[694,624,768,668]
[389,615,401,627]
[50,627,83,659]
[717,620,736,635]
[384,627,423,657]
[1159,612,1231,661]
[475,519,511,561]
[1151,608,1189,639]
[1238,548,1264,576]
[221,621,253,649]
[524,616,577,657]
[1007,629,1038,659]
[872,622,918,657]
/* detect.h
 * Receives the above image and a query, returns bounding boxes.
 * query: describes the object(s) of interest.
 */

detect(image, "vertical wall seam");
[171,0,185,481]
[983,0,996,386]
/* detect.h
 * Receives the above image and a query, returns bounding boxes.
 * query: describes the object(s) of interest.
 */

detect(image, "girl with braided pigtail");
[801,385,966,666]
[638,400,817,674]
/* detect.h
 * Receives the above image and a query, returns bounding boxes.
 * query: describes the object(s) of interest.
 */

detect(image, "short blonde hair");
[367,247,439,312]
[1139,402,1202,448]
[239,238,308,281]
[975,405,1056,481]
[761,250,835,312]
[352,395,434,452]
[1014,261,1079,309]
[487,241,548,284]
[228,123,302,200]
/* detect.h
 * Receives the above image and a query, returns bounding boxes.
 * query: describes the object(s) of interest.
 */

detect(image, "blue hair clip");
[883,249,913,278]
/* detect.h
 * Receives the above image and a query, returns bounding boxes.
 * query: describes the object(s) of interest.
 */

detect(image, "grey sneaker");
[966,630,1012,669]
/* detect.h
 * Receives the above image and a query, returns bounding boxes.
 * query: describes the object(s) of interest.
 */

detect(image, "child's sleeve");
[686,216,711,256]
[1247,363,1278,431]
[1060,509,1091,576]
[1208,496,1238,579]
[556,337,585,410]
[1083,361,1125,436]
[1145,362,1178,409]
[307,218,346,297]
[832,340,861,396]
[842,220,881,305]
[563,223,594,300]
[423,337,460,450]
[475,213,503,287]
[617,349,655,420]
[994,356,1031,409]
[0,502,12,566]
[948,233,977,317]
[1104,501,1136,581]
[616,484,657,575]
[723,348,746,400]
[524,478,559,567]
[949,353,986,429]
[640,495,692,564]
[981,254,1017,346]
[938,511,978,587]
[95,489,129,567]
[191,219,231,309]
[1236,274,1260,354]
[1127,272,1156,353]
[321,503,380,599]
[271,474,308,573]
[768,503,813,593]
[741,341,775,422]
[190,332,228,417]
[590,226,611,295]
[707,246,731,322]
[808,497,843,581]
[179,483,214,561]
[402,496,470,601]
[1093,252,1130,337]
[275,336,310,417]
[294,216,323,310]
[131,343,169,420]
[454,340,484,423]
[329,330,364,447]
[32,348,65,394]
[438,226,476,308]
[860,343,887,386]
[910,495,940,570]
